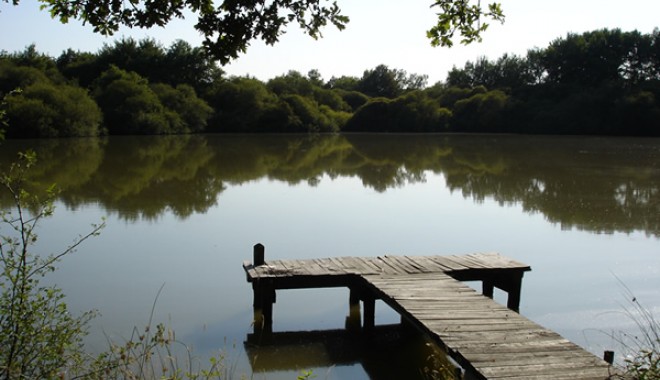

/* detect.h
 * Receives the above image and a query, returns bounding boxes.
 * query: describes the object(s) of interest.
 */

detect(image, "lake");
[1,134,658,379]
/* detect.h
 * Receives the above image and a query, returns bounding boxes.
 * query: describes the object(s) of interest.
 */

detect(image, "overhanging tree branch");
[2,0,504,64]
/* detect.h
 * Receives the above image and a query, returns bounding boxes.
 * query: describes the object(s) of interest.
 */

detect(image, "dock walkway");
[243,245,613,379]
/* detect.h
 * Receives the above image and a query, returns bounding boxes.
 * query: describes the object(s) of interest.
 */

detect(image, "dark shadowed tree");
[4,81,102,137]
[205,77,293,132]
[358,64,429,98]
[93,65,176,134]
[150,83,214,133]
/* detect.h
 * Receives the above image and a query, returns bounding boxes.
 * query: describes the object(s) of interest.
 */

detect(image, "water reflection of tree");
[441,136,660,236]
[0,134,657,236]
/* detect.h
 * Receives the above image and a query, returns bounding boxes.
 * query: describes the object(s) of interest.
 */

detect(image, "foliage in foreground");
[0,151,101,379]
[609,284,660,380]
[0,151,238,379]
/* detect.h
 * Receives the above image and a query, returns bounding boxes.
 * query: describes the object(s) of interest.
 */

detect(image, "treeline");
[1,28,659,137]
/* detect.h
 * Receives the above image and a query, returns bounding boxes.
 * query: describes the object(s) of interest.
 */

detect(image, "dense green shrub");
[451,90,509,132]
[151,83,214,133]
[205,77,297,132]
[345,92,451,132]
[94,66,177,134]
[4,82,102,137]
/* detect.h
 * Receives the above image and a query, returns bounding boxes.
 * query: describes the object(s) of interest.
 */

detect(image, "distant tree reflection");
[0,134,657,236]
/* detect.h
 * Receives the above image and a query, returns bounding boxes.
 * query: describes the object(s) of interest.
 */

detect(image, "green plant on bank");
[82,285,243,380]
[296,369,316,380]
[0,150,103,379]
[609,282,660,380]
[0,151,241,380]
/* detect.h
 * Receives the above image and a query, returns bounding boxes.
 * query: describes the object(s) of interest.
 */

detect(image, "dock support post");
[251,243,275,334]
[253,280,275,334]
[505,275,522,312]
[253,243,265,266]
[346,287,362,332]
[482,280,494,299]
[603,350,614,365]
[482,271,525,313]
[363,296,375,333]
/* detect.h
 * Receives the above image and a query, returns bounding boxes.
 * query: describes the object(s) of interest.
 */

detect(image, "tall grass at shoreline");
[608,280,660,379]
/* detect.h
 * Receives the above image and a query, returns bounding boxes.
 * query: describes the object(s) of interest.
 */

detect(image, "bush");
[0,151,234,379]
[4,82,102,138]
[94,66,178,135]
[0,151,103,379]
[151,83,214,133]
[344,92,451,132]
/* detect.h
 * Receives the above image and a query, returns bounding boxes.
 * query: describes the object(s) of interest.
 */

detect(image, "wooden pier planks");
[360,272,612,380]
[244,252,531,280]
[243,253,613,379]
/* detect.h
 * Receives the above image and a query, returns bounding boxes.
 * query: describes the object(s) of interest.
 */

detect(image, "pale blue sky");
[1,1,658,84]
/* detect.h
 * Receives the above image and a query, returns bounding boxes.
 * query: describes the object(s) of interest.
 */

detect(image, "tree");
[358,64,429,98]
[427,0,504,47]
[447,54,536,90]
[150,83,214,133]
[93,66,175,134]
[5,1,504,63]
[205,77,293,132]
[344,91,451,132]
[4,82,102,137]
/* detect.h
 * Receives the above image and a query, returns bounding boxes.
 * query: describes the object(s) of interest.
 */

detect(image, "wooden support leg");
[507,283,521,313]
[482,280,494,299]
[346,287,362,332]
[253,281,275,334]
[363,296,375,333]
[500,273,523,313]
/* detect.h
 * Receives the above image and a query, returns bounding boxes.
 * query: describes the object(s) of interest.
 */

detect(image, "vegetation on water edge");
[0,150,244,379]
[608,281,660,380]
[1,28,659,137]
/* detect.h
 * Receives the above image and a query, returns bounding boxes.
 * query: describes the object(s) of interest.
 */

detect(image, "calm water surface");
[1,134,658,378]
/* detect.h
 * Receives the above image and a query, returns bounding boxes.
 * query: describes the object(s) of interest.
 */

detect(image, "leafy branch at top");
[428,0,505,47]
[2,0,504,64]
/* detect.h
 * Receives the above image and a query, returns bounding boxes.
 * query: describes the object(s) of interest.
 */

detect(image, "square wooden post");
[482,280,494,299]
[363,296,375,332]
[506,276,522,312]
[253,280,275,334]
[345,287,362,332]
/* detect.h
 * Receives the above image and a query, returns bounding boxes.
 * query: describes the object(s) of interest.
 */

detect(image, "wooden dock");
[243,244,614,380]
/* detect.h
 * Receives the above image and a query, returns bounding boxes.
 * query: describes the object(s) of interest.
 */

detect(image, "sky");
[1,0,659,84]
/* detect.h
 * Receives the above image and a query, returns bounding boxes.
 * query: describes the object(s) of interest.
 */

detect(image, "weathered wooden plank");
[421,320,540,333]
[314,258,344,274]
[353,256,384,274]
[359,256,387,273]
[309,258,336,275]
[376,256,414,274]
[478,362,611,379]
[396,255,433,273]
[423,255,470,271]
[466,350,601,364]
[403,255,446,272]
[471,353,608,368]
[444,254,494,270]
[342,256,379,275]
[304,259,327,275]
[385,255,422,274]
[467,252,530,271]
[436,255,477,271]
[327,256,351,273]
